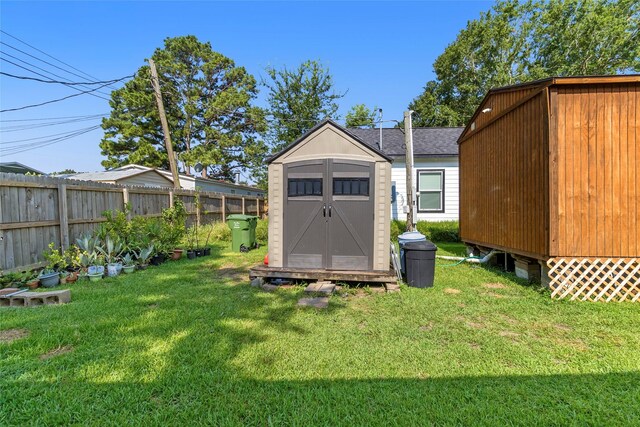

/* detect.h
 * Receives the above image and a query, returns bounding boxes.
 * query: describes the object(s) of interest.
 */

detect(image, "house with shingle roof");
[348,126,463,221]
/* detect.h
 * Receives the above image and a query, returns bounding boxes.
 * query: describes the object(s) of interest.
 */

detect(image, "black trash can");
[404,240,438,288]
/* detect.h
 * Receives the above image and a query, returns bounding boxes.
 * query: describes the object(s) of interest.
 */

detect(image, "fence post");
[122,188,130,220]
[57,184,70,250]
[221,195,226,222]
[169,190,174,208]
[241,197,245,215]
[256,198,260,216]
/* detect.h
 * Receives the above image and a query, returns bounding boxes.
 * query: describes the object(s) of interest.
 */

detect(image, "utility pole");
[149,58,181,189]
[404,110,415,232]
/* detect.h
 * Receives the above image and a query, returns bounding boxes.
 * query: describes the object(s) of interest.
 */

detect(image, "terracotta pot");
[26,280,39,289]
[66,272,78,283]
[171,249,184,260]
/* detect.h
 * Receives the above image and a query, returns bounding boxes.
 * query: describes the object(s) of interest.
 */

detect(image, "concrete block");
[515,259,541,282]
[304,282,335,295]
[261,283,279,292]
[297,297,329,309]
[10,297,28,307]
[2,290,71,308]
[385,283,401,293]
[250,277,265,288]
[0,298,12,307]
[539,261,551,288]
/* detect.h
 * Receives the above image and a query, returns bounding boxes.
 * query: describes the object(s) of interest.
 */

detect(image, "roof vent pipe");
[378,108,383,152]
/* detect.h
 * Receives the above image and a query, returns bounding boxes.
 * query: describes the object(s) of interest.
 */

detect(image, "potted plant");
[186,225,197,259]
[97,235,123,277]
[40,243,65,287]
[135,245,154,270]
[87,255,105,282]
[122,253,136,274]
[203,221,214,256]
[39,268,60,288]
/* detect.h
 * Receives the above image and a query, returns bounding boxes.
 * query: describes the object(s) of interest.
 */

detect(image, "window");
[417,170,444,212]
[288,178,322,197]
[333,178,369,196]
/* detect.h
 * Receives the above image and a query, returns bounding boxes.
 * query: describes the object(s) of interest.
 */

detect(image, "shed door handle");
[323,204,326,217]
[328,204,332,217]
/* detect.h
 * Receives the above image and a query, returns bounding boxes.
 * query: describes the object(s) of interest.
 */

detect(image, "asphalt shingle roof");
[347,127,463,158]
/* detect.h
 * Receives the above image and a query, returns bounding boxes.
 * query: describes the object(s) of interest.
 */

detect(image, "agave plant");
[76,233,100,254]
[121,253,134,267]
[97,235,124,265]
[134,245,154,266]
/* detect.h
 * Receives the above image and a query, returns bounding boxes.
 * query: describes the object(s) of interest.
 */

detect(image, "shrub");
[256,219,268,243]
[390,219,460,242]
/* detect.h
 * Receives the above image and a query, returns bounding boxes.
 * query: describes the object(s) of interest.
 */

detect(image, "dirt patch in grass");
[554,323,572,331]
[0,328,29,344]
[499,314,519,325]
[444,288,461,294]
[499,331,521,339]
[483,282,507,289]
[419,322,434,332]
[39,345,73,360]
[466,321,485,329]
[485,292,507,299]
[469,342,482,350]
[216,268,247,282]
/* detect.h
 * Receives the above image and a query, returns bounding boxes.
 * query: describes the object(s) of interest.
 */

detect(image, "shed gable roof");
[459,74,640,142]
[268,119,392,163]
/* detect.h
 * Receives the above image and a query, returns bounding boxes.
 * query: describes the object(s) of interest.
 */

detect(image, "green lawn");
[1,242,639,426]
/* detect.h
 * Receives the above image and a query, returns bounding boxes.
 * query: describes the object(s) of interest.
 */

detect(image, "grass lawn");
[1,242,639,426]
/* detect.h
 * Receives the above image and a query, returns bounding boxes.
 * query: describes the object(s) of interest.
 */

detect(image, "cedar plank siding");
[460,89,549,259]
[460,76,640,261]
[551,83,640,258]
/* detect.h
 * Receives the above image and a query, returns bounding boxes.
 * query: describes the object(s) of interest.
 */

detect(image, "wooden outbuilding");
[459,75,640,302]
[251,119,396,283]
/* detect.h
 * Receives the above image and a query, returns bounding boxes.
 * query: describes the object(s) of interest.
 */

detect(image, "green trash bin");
[227,214,258,251]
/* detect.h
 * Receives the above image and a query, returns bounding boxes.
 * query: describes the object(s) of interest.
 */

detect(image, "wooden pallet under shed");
[249,265,397,284]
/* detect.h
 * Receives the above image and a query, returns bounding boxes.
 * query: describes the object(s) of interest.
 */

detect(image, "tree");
[345,104,378,128]
[100,35,266,180]
[409,0,640,126]
[263,60,344,151]
[50,169,77,175]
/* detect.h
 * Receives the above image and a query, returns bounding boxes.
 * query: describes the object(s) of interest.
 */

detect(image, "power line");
[0,126,100,156]
[0,54,112,100]
[0,114,105,132]
[0,71,132,86]
[0,113,109,122]
[0,125,102,144]
[0,79,125,113]
[0,30,121,91]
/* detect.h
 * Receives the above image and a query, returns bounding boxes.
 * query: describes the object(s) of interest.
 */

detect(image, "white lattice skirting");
[547,258,640,302]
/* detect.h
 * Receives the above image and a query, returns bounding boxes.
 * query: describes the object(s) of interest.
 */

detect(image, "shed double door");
[284,159,374,271]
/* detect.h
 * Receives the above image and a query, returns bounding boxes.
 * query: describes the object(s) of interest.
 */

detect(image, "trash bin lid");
[227,214,257,221]
[398,231,426,242]
[404,240,437,251]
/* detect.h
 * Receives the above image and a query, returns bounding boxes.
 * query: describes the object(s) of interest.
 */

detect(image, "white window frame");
[417,169,445,213]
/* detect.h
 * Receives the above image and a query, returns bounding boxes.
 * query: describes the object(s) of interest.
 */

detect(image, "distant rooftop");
[347,127,464,158]
[0,162,45,175]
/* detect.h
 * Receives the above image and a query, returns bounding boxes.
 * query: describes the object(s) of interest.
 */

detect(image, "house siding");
[118,172,173,188]
[391,157,459,222]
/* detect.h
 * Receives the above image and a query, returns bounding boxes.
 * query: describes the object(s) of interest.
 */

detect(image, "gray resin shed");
[266,119,393,273]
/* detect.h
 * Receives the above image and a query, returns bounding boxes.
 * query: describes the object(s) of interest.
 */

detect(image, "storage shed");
[459,75,640,302]
[255,119,394,282]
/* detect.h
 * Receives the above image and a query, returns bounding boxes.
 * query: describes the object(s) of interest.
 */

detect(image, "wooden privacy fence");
[0,172,266,272]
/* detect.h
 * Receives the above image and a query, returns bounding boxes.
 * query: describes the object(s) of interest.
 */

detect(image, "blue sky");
[0,1,491,173]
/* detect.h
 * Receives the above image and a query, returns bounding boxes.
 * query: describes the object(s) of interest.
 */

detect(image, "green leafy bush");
[256,219,268,243]
[390,219,460,243]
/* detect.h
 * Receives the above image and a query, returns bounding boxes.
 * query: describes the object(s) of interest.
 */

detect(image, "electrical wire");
[0,114,105,132]
[0,71,132,86]
[0,113,109,122]
[0,30,121,91]
[0,125,102,144]
[0,80,122,113]
[0,54,112,99]
[0,125,101,155]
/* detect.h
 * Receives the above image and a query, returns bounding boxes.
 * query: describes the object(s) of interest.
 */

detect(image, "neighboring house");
[0,162,45,175]
[348,127,463,221]
[68,168,174,187]
[69,164,265,197]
